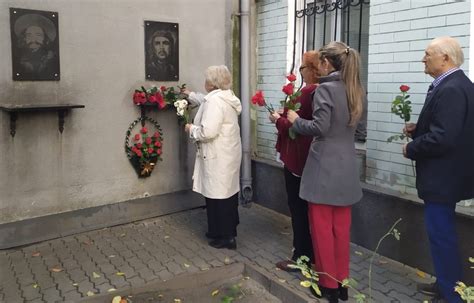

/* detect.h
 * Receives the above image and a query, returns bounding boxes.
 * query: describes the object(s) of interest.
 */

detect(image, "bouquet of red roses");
[281,73,302,111]
[132,84,186,109]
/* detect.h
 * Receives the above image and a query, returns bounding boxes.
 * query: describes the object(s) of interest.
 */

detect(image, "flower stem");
[404,121,416,177]
[368,218,402,302]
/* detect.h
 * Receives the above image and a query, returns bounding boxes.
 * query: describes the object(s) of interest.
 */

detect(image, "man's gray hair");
[205,65,232,90]
[430,36,464,67]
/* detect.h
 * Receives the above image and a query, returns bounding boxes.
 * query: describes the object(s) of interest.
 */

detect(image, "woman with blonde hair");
[268,51,320,271]
[288,42,364,303]
[183,65,242,250]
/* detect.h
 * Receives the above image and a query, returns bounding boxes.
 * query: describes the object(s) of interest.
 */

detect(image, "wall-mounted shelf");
[0,104,85,137]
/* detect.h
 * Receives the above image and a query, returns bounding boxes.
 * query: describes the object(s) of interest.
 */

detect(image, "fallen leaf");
[184,263,190,268]
[278,279,286,283]
[469,257,474,263]
[86,291,95,296]
[158,294,163,298]
[72,283,78,286]
[92,272,101,279]
[378,259,388,264]
[112,296,122,303]
[224,257,231,264]
[201,267,210,271]
[416,269,426,278]
[116,272,126,276]
[211,289,219,296]
[120,233,126,237]
[174,299,181,303]
[107,288,117,292]
[82,240,93,245]
[33,284,39,289]
[354,251,363,256]
[50,267,63,273]
[280,231,291,235]
[108,255,116,258]
[31,252,41,257]
[243,276,250,280]
[164,235,170,239]
[300,280,311,288]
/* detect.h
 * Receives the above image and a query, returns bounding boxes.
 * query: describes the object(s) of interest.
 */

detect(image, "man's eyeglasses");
[299,66,308,72]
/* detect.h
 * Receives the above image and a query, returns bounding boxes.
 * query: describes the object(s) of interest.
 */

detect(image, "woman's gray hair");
[431,36,464,67]
[205,65,232,90]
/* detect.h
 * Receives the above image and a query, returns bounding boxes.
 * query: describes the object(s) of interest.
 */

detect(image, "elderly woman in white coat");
[183,65,242,250]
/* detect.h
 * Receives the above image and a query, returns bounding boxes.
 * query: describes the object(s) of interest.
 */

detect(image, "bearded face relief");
[10,8,60,81]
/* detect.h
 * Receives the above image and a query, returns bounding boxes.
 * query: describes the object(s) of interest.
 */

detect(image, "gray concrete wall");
[0,0,235,224]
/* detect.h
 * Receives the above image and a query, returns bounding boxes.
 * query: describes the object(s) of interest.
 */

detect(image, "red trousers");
[308,203,352,289]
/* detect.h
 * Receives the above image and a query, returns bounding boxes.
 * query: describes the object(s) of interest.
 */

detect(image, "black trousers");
[205,193,239,239]
[284,167,313,262]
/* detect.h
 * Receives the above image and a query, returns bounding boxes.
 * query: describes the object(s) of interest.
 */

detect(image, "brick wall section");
[255,0,289,161]
[366,0,471,196]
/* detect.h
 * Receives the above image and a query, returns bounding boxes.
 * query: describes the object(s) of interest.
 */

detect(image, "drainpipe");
[239,0,253,205]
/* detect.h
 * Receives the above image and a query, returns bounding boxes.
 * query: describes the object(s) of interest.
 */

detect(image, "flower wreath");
[125,116,163,178]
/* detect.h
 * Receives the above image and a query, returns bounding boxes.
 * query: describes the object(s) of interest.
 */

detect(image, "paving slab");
[0,204,436,303]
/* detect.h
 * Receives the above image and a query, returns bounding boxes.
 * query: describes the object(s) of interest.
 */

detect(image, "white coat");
[188,89,242,199]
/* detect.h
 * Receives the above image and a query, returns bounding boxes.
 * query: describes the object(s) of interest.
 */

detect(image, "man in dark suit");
[403,36,474,303]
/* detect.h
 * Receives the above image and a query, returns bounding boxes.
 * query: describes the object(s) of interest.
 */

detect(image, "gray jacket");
[292,72,362,206]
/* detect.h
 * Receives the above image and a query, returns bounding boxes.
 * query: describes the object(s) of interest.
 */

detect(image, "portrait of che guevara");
[145,21,179,81]
[10,7,60,81]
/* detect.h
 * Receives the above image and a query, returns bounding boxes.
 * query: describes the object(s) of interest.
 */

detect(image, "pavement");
[0,203,436,303]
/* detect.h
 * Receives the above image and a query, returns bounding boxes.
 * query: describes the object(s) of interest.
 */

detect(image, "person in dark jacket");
[403,36,474,303]
[268,51,320,271]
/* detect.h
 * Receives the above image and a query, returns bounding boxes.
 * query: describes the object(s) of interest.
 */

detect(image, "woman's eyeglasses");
[299,66,308,72]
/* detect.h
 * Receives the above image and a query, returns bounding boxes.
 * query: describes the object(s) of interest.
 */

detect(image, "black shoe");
[310,286,339,303]
[209,238,236,250]
[205,232,218,239]
[338,283,348,301]
[417,282,440,297]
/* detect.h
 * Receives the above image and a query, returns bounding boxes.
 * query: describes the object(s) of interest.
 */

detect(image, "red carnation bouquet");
[251,74,302,113]
[251,90,274,113]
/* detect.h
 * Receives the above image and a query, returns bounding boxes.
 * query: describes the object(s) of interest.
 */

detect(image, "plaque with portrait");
[10,8,60,81]
[144,21,179,81]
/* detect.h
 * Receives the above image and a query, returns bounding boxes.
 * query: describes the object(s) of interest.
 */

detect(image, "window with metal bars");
[293,0,370,142]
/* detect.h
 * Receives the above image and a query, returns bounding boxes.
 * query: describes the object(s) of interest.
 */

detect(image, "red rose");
[399,85,410,92]
[140,127,148,134]
[155,93,166,109]
[135,150,142,157]
[160,86,167,92]
[131,146,138,153]
[153,132,160,138]
[148,95,157,103]
[134,134,140,141]
[286,74,297,82]
[147,147,153,154]
[156,149,162,155]
[136,143,142,149]
[133,92,146,105]
[251,90,265,106]
[145,137,152,145]
[282,83,294,95]
[154,141,161,147]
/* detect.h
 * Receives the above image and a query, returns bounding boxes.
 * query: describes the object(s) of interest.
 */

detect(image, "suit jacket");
[406,70,474,202]
[292,72,362,205]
